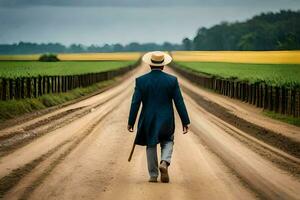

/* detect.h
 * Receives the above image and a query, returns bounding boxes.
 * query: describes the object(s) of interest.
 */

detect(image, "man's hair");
[150,65,164,70]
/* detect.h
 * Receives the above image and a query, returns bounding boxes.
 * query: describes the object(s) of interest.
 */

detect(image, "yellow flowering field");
[171,51,300,64]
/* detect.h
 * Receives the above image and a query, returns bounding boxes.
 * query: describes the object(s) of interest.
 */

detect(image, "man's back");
[137,70,176,111]
[128,69,190,146]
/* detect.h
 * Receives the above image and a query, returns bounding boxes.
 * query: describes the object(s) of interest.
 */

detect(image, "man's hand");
[127,125,134,132]
[183,124,189,134]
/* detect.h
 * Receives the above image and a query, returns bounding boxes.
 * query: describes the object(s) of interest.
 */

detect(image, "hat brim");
[142,52,173,66]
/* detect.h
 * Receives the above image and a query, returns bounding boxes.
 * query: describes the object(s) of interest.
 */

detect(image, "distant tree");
[87,45,101,52]
[39,54,60,62]
[68,44,85,53]
[112,43,124,52]
[182,38,192,50]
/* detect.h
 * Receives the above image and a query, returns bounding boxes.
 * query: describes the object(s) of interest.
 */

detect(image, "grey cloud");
[1,0,299,7]
[1,0,197,7]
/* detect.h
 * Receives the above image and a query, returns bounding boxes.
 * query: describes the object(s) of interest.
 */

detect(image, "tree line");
[183,10,300,51]
[0,10,299,54]
[0,42,182,55]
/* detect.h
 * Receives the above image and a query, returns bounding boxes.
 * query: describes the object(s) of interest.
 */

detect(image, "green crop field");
[0,61,134,78]
[177,62,300,87]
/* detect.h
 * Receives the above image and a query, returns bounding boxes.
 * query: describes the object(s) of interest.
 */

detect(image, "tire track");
[0,140,71,198]
[0,87,131,199]
[185,95,300,199]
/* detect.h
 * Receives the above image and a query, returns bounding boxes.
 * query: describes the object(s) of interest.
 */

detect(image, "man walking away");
[127,51,190,183]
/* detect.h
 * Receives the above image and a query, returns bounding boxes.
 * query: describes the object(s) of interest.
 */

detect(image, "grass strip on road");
[263,111,300,127]
[0,80,113,123]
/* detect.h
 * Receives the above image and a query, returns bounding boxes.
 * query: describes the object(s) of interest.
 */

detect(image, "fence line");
[170,64,300,118]
[0,63,138,101]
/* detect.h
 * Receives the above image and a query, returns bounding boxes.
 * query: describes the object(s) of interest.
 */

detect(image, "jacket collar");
[150,69,163,72]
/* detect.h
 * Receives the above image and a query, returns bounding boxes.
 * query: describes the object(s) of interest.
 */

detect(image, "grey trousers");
[146,140,174,178]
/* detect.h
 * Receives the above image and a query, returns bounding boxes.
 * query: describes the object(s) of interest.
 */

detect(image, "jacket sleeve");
[173,78,190,126]
[128,79,142,127]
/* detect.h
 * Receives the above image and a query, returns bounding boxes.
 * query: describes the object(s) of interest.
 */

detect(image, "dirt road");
[0,64,299,200]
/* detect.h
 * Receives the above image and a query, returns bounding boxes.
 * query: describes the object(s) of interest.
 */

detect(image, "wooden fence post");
[79,75,82,87]
[81,75,84,87]
[247,83,251,103]
[263,84,268,109]
[239,82,243,100]
[213,79,217,91]
[26,77,31,98]
[66,76,69,91]
[286,88,291,116]
[65,76,68,91]
[62,76,65,92]
[33,77,37,98]
[253,83,256,105]
[66,76,70,91]
[38,76,42,96]
[257,83,261,107]
[243,83,246,101]
[46,76,50,94]
[51,76,54,93]
[274,86,280,113]
[20,77,25,99]
[249,84,252,104]
[69,76,72,90]
[55,76,58,92]
[268,86,272,111]
[1,78,7,101]
[278,87,283,114]
[15,78,20,99]
[71,76,74,90]
[280,87,287,114]
[0,79,1,100]
[227,81,230,97]
[74,75,78,88]
[69,75,72,90]
[291,89,296,117]
[63,76,66,92]
[42,76,46,94]
[240,82,244,100]
[230,81,234,98]
[295,90,300,118]
[57,76,61,93]
[233,82,237,98]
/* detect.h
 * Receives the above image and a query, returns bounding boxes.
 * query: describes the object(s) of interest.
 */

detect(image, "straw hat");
[142,51,172,66]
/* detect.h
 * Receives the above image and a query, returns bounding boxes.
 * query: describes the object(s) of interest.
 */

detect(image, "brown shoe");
[159,161,169,183]
[148,177,158,182]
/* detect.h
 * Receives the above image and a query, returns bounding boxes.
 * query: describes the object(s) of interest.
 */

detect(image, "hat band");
[151,59,164,64]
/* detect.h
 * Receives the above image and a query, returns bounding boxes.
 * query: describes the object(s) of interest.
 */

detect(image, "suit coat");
[128,69,190,146]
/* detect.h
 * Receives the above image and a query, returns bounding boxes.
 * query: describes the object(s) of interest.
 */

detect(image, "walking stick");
[128,141,136,162]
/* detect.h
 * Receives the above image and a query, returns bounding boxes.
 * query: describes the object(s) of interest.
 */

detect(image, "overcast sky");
[0,0,299,45]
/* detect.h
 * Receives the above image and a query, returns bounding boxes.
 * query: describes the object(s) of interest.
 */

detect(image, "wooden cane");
[128,142,136,162]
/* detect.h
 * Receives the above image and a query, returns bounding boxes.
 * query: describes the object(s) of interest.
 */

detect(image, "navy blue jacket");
[128,70,190,146]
